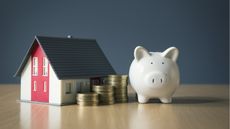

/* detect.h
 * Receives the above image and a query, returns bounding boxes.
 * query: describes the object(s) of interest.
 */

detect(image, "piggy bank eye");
[151,62,153,64]
[162,62,164,64]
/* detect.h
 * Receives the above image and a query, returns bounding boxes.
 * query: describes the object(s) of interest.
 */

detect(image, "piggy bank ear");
[134,46,150,61]
[162,47,179,62]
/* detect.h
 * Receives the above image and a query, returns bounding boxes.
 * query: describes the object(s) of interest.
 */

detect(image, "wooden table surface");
[0,84,228,129]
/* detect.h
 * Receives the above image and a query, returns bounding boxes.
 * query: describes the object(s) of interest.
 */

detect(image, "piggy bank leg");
[137,95,149,103]
[160,97,172,103]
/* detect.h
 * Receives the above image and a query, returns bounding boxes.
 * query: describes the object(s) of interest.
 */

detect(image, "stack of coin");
[76,93,99,106]
[92,85,114,105]
[106,75,128,103]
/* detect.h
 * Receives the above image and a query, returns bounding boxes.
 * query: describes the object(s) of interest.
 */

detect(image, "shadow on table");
[171,96,228,104]
[128,95,228,104]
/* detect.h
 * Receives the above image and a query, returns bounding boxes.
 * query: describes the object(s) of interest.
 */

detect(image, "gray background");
[0,0,228,84]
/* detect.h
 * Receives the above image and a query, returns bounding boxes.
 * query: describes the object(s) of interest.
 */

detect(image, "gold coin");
[107,75,128,80]
[77,98,99,102]
[92,85,114,91]
[114,95,128,99]
[76,93,99,103]
[115,98,128,101]
[114,90,127,93]
[99,98,114,101]
[100,98,114,102]
[106,79,127,83]
[114,87,127,91]
[114,89,127,92]
[92,89,114,92]
[108,75,121,78]
[114,91,127,94]
[99,95,114,98]
[100,99,114,102]
[114,92,127,95]
[106,77,122,80]
[106,81,127,85]
[99,96,114,99]
[121,75,128,80]
[92,90,114,94]
[99,96,114,100]
[77,93,98,97]
[77,101,99,106]
[107,84,127,88]
[77,95,98,100]
[98,92,114,96]
[115,99,128,103]
[114,94,128,97]
[77,97,98,100]
[92,85,111,87]
[114,96,128,99]
[115,98,127,101]
[100,98,114,101]
[115,98,128,100]
[77,101,99,104]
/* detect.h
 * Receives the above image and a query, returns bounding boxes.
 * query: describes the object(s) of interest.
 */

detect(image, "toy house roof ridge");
[35,35,97,42]
[14,36,116,79]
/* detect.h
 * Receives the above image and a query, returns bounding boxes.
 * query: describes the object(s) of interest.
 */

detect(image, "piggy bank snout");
[145,72,167,88]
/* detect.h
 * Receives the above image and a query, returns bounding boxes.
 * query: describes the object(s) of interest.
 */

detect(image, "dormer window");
[33,81,37,91]
[43,57,48,76]
[65,82,72,94]
[32,57,38,76]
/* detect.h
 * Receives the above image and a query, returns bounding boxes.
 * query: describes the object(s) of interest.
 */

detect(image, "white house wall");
[61,79,90,105]
[49,65,61,105]
[20,56,31,101]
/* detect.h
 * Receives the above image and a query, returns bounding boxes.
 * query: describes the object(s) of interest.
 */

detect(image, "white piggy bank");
[129,46,180,103]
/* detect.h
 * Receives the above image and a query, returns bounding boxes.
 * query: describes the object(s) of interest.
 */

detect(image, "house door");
[31,43,49,102]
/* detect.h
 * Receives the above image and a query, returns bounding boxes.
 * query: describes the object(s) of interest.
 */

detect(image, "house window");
[43,81,47,92]
[32,57,38,76]
[33,81,37,91]
[42,57,48,76]
[65,83,72,94]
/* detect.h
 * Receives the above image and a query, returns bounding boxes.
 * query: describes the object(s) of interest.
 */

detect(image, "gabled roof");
[15,36,116,79]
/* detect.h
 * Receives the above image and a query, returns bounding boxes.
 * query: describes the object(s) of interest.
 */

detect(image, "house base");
[19,99,76,106]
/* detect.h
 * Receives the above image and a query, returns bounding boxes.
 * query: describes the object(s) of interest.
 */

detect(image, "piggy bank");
[129,46,180,103]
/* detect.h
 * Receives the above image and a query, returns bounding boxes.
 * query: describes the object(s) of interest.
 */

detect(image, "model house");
[15,36,115,105]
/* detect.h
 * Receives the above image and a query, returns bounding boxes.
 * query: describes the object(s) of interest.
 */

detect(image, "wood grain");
[0,84,228,129]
